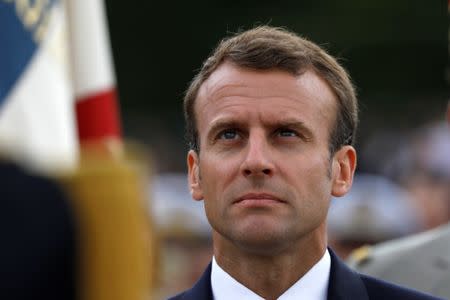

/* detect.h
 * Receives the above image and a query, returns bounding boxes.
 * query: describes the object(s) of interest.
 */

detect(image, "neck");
[213,228,327,300]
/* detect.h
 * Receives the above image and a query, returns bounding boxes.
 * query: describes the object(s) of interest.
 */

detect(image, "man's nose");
[240,133,274,177]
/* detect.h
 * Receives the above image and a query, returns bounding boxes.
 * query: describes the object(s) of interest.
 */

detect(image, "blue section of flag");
[0,0,57,106]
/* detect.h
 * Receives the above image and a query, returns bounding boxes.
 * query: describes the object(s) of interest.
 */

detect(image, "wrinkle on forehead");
[198,64,300,106]
[195,62,337,138]
[199,62,335,103]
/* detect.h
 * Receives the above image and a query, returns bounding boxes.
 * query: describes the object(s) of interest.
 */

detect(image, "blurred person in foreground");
[168,26,440,300]
[0,159,76,300]
[328,174,422,259]
[347,102,450,299]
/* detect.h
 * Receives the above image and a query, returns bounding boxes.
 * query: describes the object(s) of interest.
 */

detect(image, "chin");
[236,237,291,256]
[232,226,294,255]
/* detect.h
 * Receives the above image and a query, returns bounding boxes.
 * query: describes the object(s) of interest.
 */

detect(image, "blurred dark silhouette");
[0,160,76,300]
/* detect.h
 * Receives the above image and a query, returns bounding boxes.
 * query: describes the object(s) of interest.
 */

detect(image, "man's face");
[188,62,356,254]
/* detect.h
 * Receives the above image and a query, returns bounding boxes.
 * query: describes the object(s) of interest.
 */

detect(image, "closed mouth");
[234,193,285,204]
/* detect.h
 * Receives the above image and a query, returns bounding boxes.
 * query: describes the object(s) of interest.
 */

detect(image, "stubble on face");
[190,63,338,256]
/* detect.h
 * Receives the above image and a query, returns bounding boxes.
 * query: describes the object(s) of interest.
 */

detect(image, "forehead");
[195,62,337,132]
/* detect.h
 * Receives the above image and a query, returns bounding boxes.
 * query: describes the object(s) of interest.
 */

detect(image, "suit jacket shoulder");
[358,274,443,300]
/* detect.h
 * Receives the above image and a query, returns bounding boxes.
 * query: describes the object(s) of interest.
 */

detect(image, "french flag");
[0,0,121,173]
[66,0,122,146]
[0,0,77,172]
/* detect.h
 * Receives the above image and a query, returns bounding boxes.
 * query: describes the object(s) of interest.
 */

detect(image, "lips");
[234,193,285,204]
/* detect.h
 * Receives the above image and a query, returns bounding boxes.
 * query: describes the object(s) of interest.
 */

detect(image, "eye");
[276,128,298,138]
[218,129,239,140]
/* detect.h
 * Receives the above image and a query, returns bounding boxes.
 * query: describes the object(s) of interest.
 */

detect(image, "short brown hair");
[184,26,358,154]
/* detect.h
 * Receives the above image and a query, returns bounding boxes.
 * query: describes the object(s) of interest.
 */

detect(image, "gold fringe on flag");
[61,142,156,300]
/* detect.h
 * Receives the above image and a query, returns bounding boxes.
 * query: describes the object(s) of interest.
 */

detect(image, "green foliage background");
[105,0,448,171]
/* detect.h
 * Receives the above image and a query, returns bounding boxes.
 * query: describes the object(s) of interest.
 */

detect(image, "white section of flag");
[66,0,116,99]
[0,3,78,173]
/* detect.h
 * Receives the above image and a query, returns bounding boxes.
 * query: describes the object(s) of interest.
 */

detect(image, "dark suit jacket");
[168,249,443,300]
[0,161,76,300]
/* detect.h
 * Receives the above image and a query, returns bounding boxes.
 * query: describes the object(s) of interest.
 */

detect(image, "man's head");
[185,26,358,155]
[185,26,358,255]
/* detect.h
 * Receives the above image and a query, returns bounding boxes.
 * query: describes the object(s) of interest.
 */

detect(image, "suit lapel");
[327,249,369,300]
[180,263,213,300]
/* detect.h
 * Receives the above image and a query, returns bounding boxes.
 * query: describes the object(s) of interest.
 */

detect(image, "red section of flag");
[76,89,122,141]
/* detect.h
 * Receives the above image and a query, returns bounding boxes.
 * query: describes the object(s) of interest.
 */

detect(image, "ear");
[331,145,357,197]
[187,150,204,201]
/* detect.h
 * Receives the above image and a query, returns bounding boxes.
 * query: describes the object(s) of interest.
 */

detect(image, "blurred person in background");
[358,123,450,231]
[0,159,76,300]
[328,174,422,259]
[401,121,450,229]
[347,101,450,299]
[151,174,212,299]
[168,26,440,300]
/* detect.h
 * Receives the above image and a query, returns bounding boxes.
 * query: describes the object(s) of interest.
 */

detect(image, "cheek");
[200,156,243,219]
[287,155,333,203]
[200,156,239,192]
[286,153,331,184]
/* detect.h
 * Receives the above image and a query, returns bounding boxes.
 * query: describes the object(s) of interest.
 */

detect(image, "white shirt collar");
[211,249,331,300]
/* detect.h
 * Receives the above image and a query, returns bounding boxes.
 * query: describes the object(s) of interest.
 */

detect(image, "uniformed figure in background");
[328,173,422,259]
[347,102,450,299]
